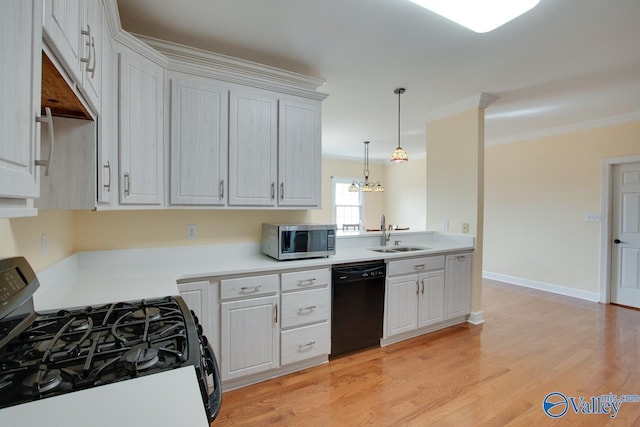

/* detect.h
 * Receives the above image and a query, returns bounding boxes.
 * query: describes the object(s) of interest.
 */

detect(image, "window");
[332,177,364,231]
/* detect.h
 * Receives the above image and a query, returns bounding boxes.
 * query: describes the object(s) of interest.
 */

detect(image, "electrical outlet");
[186,224,197,240]
[462,223,469,233]
[442,220,449,231]
[585,212,601,222]
[41,234,48,258]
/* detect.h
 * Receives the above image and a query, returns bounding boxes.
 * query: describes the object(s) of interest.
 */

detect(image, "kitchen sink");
[369,246,429,253]
[390,246,429,252]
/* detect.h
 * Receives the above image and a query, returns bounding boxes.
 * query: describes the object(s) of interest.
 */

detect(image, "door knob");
[613,239,622,244]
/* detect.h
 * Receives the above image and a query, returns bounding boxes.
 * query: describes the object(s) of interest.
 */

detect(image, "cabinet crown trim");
[137,35,328,101]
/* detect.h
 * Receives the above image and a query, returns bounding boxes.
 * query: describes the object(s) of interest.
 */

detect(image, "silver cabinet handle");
[271,182,275,200]
[298,341,316,350]
[298,278,316,287]
[298,305,316,314]
[414,264,426,270]
[274,303,278,324]
[416,280,419,295]
[80,25,92,66]
[239,285,262,293]
[280,182,284,199]
[35,107,54,176]
[456,255,467,261]
[124,172,131,196]
[87,36,96,78]
[421,279,425,294]
[220,179,224,199]
[103,161,111,192]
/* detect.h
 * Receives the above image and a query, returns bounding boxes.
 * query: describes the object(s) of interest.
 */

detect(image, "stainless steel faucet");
[380,214,391,246]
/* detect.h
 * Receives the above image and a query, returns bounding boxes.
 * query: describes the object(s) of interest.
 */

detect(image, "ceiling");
[116,0,640,160]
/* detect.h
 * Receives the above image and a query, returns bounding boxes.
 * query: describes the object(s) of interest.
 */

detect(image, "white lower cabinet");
[281,321,330,365]
[385,255,447,339]
[220,275,280,381]
[177,280,219,360]
[445,253,472,319]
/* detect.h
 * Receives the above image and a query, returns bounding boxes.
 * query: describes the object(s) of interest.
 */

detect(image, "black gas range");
[0,257,221,422]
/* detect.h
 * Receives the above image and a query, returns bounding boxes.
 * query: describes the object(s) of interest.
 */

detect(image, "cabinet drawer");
[220,274,279,300]
[281,268,330,291]
[281,321,330,365]
[388,255,445,276]
[281,287,330,328]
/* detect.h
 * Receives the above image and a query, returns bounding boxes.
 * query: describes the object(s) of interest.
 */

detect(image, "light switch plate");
[585,212,600,222]
[186,224,197,240]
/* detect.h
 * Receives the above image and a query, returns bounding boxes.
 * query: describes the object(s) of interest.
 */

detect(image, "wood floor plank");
[213,279,640,426]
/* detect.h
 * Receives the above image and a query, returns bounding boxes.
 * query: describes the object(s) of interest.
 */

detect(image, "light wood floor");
[213,280,640,426]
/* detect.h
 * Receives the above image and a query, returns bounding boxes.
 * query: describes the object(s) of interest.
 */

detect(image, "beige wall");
[0,211,75,272]
[484,121,640,293]
[427,109,484,312]
[384,157,427,231]
[73,209,310,251]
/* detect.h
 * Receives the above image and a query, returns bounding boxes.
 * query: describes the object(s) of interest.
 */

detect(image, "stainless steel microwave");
[262,224,336,260]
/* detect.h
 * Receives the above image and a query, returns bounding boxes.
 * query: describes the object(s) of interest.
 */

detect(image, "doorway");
[601,156,640,307]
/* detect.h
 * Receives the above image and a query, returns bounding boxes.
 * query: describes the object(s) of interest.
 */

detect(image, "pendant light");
[349,141,384,193]
[390,88,409,163]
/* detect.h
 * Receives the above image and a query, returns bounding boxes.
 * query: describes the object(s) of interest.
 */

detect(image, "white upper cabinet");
[278,98,321,207]
[96,9,116,205]
[0,0,43,215]
[118,48,164,205]
[228,90,278,206]
[80,0,102,111]
[43,0,84,85]
[170,76,228,206]
[43,0,102,113]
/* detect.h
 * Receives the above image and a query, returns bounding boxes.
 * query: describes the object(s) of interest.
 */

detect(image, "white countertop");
[0,366,210,427]
[33,231,474,311]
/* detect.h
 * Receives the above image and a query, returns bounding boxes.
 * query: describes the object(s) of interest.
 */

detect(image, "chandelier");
[348,141,384,193]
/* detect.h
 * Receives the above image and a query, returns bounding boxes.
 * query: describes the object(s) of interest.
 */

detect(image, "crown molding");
[101,0,122,38]
[137,35,328,101]
[426,93,499,123]
[486,111,640,146]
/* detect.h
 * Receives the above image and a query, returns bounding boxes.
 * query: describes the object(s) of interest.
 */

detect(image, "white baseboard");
[467,311,484,325]
[482,271,600,302]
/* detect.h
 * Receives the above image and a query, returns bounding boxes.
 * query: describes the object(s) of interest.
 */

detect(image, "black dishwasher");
[331,261,386,358]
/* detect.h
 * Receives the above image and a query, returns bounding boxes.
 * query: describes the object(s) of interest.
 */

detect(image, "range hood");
[41,51,92,120]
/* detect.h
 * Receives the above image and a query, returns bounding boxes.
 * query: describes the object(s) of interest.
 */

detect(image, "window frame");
[331,176,365,231]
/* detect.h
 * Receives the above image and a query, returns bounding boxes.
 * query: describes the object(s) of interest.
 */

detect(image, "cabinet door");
[0,0,42,201]
[228,90,277,206]
[221,295,279,380]
[97,11,115,204]
[80,0,102,111]
[170,78,228,205]
[178,280,219,360]
[445,253,472,319]
[43,0,84,84]
[278,98,321,207]
[418,270,445,328]
[118,49,164,205]
[385,275,419,338]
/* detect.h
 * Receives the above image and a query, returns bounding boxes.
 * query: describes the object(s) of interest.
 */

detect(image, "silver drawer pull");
[414,264,426,270]
[298,341,316,350]
[457,255,467,261]
[240,285,262,293]
[298,305,316,314]
[298,278,316,286]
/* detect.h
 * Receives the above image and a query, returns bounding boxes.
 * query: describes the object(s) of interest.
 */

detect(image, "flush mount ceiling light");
[349,141,384,193]
[408,0,540,33]
[390,88,408,163]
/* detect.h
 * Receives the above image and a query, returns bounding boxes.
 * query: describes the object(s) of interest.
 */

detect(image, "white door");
[0,0,42,200]
[611,162,640,308]
[118,49,164,205]
[445,254,472,319]
[384,275,418,337]
[220,295,280,380]
[228,90,277,206]
[418,270,445,328]
[278,98,321,207]
[43,0,84,84]
[170,77,228,206]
